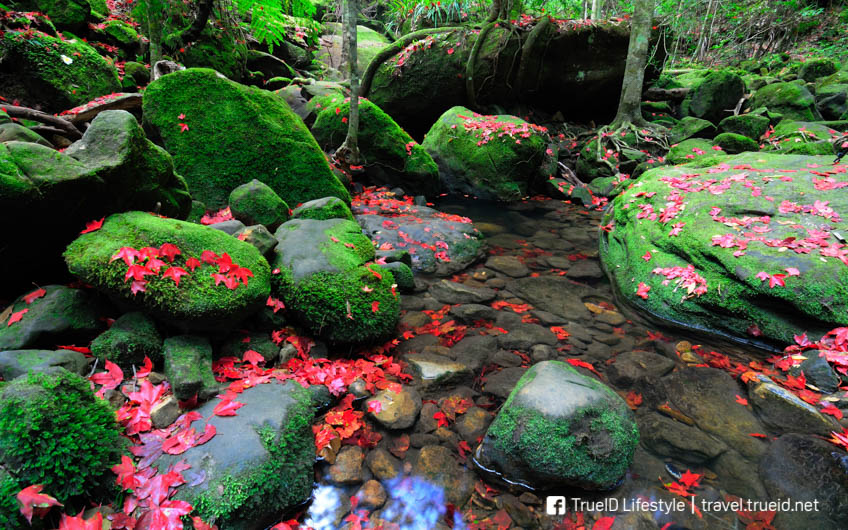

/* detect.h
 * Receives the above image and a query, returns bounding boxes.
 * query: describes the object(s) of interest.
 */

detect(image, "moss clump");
[748,82,822,121]
[163,335,218,401]
[669,117,717,144]
[228,179,290,231]
[190,386,314,525]
[291,196,355,222]
[667,138,724,164]
[798,58,840,82]
[713,132,760,154]
[688,70,746,124]
[311,94,440,196]
[174,26,247,81]
[142,68,350,210]
[6,0,91,29]
[63,211,271,331]
[719,114,770,140]
[90,312,163,371]
[0,370,124,520]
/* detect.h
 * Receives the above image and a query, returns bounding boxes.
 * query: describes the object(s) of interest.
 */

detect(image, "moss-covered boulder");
[0,30,120,113]
[142,68,349,210]
[310,94,441,196]
[713,132,760,154]
[163,335,219,401]
[90,312,163,371]
[667,138,725,164]
[64,211,271,331]
[719,114,771,140]
[0,349,87,380]
[748,82,822,121]
[815,83,848,120]
[476,360,638,491]
[600,152,848,345]
[174,25,248,81]
[798,58,840,83]
[688,70,746,124]
[0,122,52,146]
[0,370,124,525]
[422,106,554,201]
[271,218,399,343]
[669,116,717,144]
[6,0,91,30]
[153,382,314,529]
[228,179,290,231]
[766,120,845,155]
[291,196,356,222]
[0,285,103,351]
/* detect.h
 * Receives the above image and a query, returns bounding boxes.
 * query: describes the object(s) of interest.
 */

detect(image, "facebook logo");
[546,496,567,515]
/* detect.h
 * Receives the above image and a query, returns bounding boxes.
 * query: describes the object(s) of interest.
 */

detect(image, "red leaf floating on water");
[80,217,104,234]
[16,484,62,523]
[22,288,46,304]
[7,308,27,326]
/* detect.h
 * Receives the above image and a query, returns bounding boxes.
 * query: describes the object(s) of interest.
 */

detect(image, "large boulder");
[142,68,350,209]
[798,58,840,83]
[0,30,120,112]
[748,82,822,121]
[90,312,163,371]
[422,106,555,201]
[64,211,271,331]
[0,110,191,294]
[6,0,91,30]
[153,382,315,530]
[352,188,485,276]
[270,217,400,343]
[600,152,848,344]
[475,360,638,491]
[309,94,441,196]
[687,69,746,124]
[367,21,634,137]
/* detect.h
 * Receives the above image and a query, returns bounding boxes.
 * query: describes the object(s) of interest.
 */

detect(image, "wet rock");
[449,304,498,323]
[760,434,848,529]
[404,353,470,388]
[355,480,387,510]
[496,323,558,351]
[291,196,355,222]
[366,448,401,480]
[795,352,842,394]
[747,375,839,435]
[713,450,768,501]
[476,361,638,490]
[367,387,422,430]
[162,335,219,401]
[400,311,432,328]
[567,259,604,280]
[508,276,595,322]
[428,280,496,304]
[0,349,87,380]
[607,351,676,387]
[0,285,103,350]
[454,406,491,442]
[412,445,476,506]
[329,446,366,485]
[529,309,567,325]
[482,367,527,399]
[150,395,181,429]
[485,256,529,278]
[397,334,440,354]
[662,368,767,459]
[638,413,727,464]
[492,349,524,367]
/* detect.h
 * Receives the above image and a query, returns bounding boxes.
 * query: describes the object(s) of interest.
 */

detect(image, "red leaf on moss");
[23,288,46,304]
[80,217,104,234]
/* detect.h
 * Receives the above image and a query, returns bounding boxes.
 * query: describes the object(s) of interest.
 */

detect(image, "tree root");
[465,21,497,110]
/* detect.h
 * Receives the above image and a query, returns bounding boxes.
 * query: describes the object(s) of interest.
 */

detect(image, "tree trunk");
[591,0,602,19]
[611,0,652,127]
[341,0,350,73]
[338,0,360,165]
[148,1,164,66]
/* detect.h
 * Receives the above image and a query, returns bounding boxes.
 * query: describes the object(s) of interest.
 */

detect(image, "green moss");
[748,82,821,121]
[190,387,314,523]
[669,117,717,144]
[163,335,217,400]
[291,197,355,221]
[713,132,760,154]
[228,179,290,230]
[7,0,90,28]
[0,467,21,528]
[688,69,746,124]
[63,211,270,329]
[143,68,349,210]
[0,371,125,512]
[798,58,840,82]
[102,19,139,46]
[667,138,724,164]
[175,26,247,81]
[90,312,163,371]
[0,30,121,112]
[719,114,770,140]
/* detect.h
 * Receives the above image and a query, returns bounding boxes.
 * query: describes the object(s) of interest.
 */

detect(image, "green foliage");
[0,371,125,512]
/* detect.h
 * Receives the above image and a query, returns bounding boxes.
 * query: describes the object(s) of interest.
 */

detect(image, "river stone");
[600,152,848,344]
[366,447,401,480]
[507,276,597,322]
[759,434,848,530]
[404,353,470,387]
[449,304,499,323]
[482,367,527,399]
[454,406,491,443]
[746,374,839,436]
[795,351,842,393]
[452,335,497,371]
[153,381,315,529]
[233,224,278,257]
[329,446,365,485]
[496,323,558,351]
[367,387,422,430]
[90,312,163,371]
[476,360,638,491]
[0,285,103,350]
[208,220,246,235]
[662,368,767,459]
[607,351,676,387]
[0,349,87,380]
[412,445,476,506]
[638,413,727,465]
[291,196,355,222]
[428,280,496,304]
[485,256,529,278]
[162,335,219,401]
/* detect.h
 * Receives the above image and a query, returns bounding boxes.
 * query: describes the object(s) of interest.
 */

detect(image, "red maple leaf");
[593,516,616,530]
[434,411,449,427]
[162,266,188,287]
[242,349,264,366]
[7,308,28,326]
[90,360,124,395]
[191,516,219,530]
[58,510,103,530]
[213,399,245,417]
[16,484,63,523]
[23,288,46,304]
[820,403,843,420]
[111,246,139,266]
[178,123,189,132]
[159,243,181,262]
[735,395,749,406]
[111,455,138,490]
[80,217,104,234]
[185,257,201,271]
[371,301,380,313]
[679,469,702,489]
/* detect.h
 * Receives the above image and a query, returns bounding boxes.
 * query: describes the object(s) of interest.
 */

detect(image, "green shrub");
[0,370,125,516]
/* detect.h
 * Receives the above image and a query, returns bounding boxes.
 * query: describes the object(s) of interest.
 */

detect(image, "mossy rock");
[0,370,124,523]
[719,114,770,140]
[667,138,724,164]
[90,312,163,371]
[64,211,271,331]
[771,141,833,156]
[229,179,290,231]
[0,349,87,380]
[163,335,219,401]
[673,70,709,90]
[476,360,638,491]
[713,132,759,154]
[271,218,399,344]
[142,68,350,210]
[669,116,717,144]
[815,83,848,120]
[310,94,440,196]
[748,82,822,121]
[816,69,848,89]
[172,24,247,81]
[6,0,91,30]
[600,151,848,345]
[421,106,553,201]
[798,58,840,83]
[291,196,355,222]
[771,120,842,143]
[153,382,314,529]
[0,122,52,146]
[123,61,150,86]
[688,69,746,124]
[0,30,121,113]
